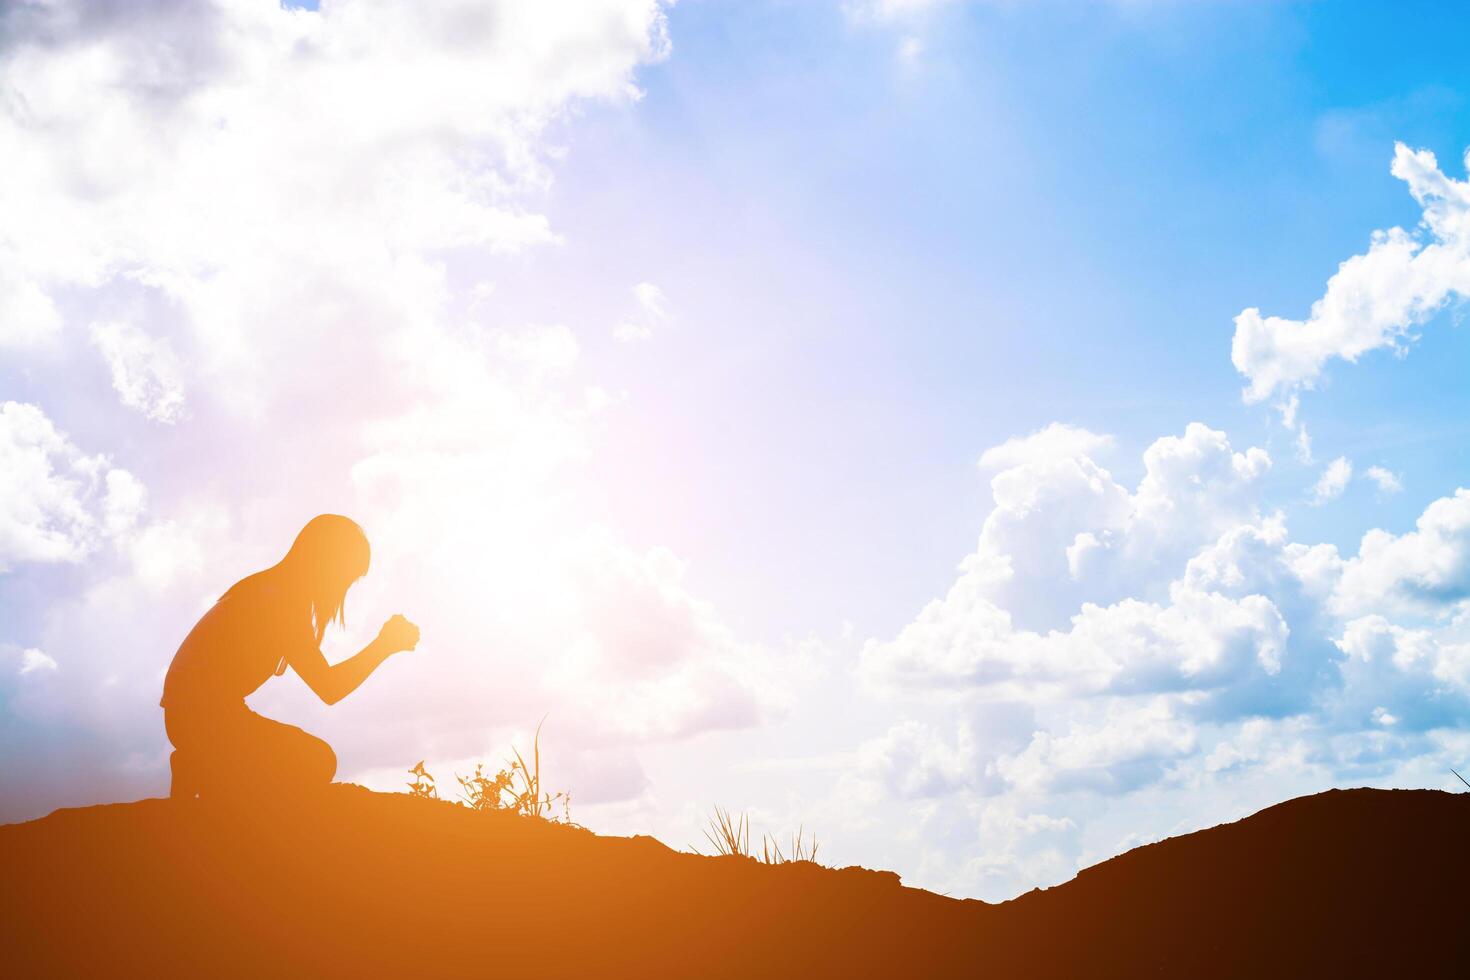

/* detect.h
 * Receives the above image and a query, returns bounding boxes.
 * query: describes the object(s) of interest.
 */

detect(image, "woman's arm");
[292,615,420,706]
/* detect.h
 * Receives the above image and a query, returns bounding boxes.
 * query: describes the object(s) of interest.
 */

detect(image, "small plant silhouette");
[456,763,515,811]
[406,760,438,799]
[406,718,570,823]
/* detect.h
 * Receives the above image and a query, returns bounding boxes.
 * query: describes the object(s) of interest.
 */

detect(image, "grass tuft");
[696,807,821,865]
[761,824,819,865]
[699,805,751,857]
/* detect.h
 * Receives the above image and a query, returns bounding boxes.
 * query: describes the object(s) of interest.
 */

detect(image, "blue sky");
[533,0,1470,635]
[7,0,1470,901]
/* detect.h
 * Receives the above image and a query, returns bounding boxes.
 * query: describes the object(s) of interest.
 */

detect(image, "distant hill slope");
[2,786,1466,978]
[989,787,1469,978]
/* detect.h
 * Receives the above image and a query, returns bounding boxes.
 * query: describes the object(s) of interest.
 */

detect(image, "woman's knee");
[273,733,334,792]
[304,734,337,785]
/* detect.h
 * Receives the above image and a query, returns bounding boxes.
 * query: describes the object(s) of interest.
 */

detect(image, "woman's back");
[161,570,316,709]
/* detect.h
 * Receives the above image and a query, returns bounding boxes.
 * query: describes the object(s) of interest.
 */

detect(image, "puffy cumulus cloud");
[1329,615,1470,731]
[846,412,1470,899]
[1326,488,1470,617]
[863,423,1280,695]
[0,401,145,570]
[868,426,1470,726]
[90,320,187,423]
[613,282,672,342]
[977,422,1113,472]
[1073,588,1288,689]
[856,720,979,799]
[1128,424,1271,554]
[1184,484,1470,722]
[862,575,1288,703]
[1198,716,1320,778]
[1311,456,1352,505]
[996,699,1197,795]
[0,0,671,414]
[1232,143,1470,404]
[1180,514,1293,596]
[1001,424,1268,619]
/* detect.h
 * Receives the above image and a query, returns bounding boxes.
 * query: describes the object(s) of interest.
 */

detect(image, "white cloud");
[0,401,144,571]
[865,424,1286,700]
[613,281,672,342]
[0,265,62,349]
[1129,424,1270,550]
[19,648,59,675]
[965,422,1267,633]
[978,423,1113,471]
[862,570,1288,701]
[1327,488,1470,618]
[1311,456,1352,505]
[1329,614,1470,730]
[996,699,1196,795]
[0,0,672,415]
[90,321,187,423]
[1201,716,1315,776]
[862,412,1470,858]
[1232,143,1470,403]
[1365,465,1403,495]
[1277,394,1313,462]
[857,720,978,799]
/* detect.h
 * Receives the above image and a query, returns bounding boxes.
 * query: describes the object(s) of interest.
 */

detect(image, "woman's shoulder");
[221,568,280,603]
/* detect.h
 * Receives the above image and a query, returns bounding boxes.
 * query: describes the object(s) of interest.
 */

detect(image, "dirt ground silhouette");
[3,786,1466,978]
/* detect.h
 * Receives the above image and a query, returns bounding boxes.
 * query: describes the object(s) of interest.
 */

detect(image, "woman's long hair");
[281,514,372,643]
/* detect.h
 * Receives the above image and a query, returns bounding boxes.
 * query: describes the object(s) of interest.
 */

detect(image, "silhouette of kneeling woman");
[161,514,419,800]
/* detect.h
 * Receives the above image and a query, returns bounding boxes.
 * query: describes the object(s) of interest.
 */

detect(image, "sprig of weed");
[699,805,751,857]
[405,718,571,823]
[696,808,822,865]
[761,824,819,865]
[406,760,438,800]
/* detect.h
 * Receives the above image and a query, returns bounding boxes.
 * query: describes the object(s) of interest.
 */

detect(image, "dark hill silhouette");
[2,786,1465,978]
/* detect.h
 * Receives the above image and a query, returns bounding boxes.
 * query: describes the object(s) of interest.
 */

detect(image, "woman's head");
[282,514,371,642]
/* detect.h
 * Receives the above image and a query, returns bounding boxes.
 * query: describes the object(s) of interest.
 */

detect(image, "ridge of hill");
[2,785,1466,978]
